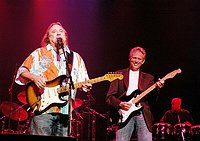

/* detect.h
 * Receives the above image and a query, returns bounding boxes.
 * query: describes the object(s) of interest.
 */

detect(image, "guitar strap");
[61,50,74,82]
[67,50,74,73]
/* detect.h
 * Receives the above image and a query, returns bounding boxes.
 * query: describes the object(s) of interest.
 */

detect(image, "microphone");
[57,37,64,48]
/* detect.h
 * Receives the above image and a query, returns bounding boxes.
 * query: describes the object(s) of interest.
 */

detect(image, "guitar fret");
[57,74,123,94]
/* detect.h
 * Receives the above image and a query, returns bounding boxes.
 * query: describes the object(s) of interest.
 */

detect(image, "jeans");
[30,113,70,136]
[116,111,152,141]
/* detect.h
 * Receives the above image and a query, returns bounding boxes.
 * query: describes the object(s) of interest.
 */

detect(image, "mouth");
[133,62,140,66]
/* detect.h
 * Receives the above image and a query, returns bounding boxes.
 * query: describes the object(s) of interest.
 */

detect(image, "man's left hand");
[156,79,165,89]
[81,83,92,92]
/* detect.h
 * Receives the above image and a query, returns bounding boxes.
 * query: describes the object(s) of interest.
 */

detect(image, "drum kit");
[0,91,29,134]
[70,92,107,141]
[153,122,200,141]
[0,90,89,135]
[1,90,106,141]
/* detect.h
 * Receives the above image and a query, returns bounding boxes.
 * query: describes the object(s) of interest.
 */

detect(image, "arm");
[106,75,129,110]
[72,52,92,92]
[182,110,195,126]
[20,70,46,89]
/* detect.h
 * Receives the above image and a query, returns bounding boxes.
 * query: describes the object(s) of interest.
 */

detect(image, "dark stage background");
[0,0,200,140]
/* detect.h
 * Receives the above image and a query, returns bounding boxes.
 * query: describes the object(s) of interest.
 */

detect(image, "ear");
[142,59,145,64]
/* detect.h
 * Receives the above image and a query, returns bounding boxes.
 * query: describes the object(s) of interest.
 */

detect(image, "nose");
[56,35,62,40]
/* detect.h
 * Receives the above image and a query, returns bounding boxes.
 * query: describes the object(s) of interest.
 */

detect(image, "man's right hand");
[119,101,132,111]
[31,75,46,88]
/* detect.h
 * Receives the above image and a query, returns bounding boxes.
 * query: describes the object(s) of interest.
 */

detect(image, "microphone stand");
[60,44,75,137]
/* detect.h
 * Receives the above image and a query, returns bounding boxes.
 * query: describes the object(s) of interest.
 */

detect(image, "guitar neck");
[74,76,107,88]
[132,83,157,104]
[57,76,106,93]
[132,74,171,104]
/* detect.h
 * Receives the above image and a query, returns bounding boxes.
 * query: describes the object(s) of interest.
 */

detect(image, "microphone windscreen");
[57,37,63,46]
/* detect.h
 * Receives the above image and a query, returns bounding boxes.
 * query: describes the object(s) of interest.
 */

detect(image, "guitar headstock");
[162,68,182,81]
[104,73,124,82]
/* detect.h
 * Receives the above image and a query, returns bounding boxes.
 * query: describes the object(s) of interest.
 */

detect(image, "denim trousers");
[30,113,70,136]
[116,112,152,141]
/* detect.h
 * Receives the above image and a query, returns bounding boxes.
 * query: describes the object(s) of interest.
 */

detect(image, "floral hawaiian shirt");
[15,44,89,114]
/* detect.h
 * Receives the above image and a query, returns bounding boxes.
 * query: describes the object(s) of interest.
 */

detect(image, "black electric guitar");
[26,73,123,114]
[110,68,182,128]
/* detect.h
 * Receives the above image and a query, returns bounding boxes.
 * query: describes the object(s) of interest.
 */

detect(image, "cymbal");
[0,101,28,121]
[72,98,83,109]
[17,91,27,104]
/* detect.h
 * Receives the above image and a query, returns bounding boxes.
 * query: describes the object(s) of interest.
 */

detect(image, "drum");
[70,119,82,140]
[174,123,191,140]
[191,125,200,135]
[191,125,200,140]
[15,124,29,134]
[14,120,30,135]
[152,123,173,140]
[1,129,14,134]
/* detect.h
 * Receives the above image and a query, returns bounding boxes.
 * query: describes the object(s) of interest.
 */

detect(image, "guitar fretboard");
[57,76,106,93]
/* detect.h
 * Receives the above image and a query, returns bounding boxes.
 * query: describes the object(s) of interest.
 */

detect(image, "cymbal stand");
[86,91,95,141]
[177,111,185,141]
[16,103,26,132]
[84,106,106,119]
[84,92,106,141]
[7,63,18,132]
[85,107,106,141]
[71,110,82,141]
[0,116,5,133]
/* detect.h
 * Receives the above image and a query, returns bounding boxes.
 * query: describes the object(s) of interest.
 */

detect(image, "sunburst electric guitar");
[115,68,182,128]
[26,73,123,114]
